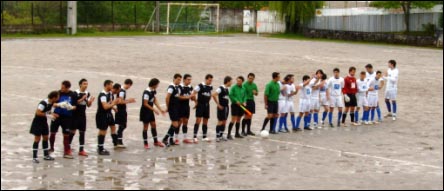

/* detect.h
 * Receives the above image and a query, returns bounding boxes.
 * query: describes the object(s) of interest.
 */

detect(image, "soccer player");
[310,70,324,129]
[262,72,281,134]
[115,79,136,148]
[320,73,330,127]
[285,75,297,132]
[356,71,370,125]
[327,68,345,128]
[365,64,383,122]
[70,79,95,157]
[110,83,122,148]
[212,76,232,141]
[383,60,399,121]
[367,71,385,124]
[178,74,195,144]
[294,75,314,130]
[140,78,166,149]
[241,73,258,136]
[277,78,289,133]
[30,91,60,163]
[342,67,358,126]
[49,80,77,159]
[96,80,121,155]
[228,76,247,139]
[162,74,185,147]
[191,74,214,143]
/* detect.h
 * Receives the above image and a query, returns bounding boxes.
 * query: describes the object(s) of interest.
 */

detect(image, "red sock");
[49,133,56,150]
[63,134,70,153]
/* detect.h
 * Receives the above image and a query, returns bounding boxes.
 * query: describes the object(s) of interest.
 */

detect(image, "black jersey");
[180,84,193,105]
[117,88,127,111]
[195,83,213,104]
[35,99,53,119]
[167,84,181,108]
[97,90,112,114]
[74,89,91,117]
[141,88,156,108]
[217,85,230,107]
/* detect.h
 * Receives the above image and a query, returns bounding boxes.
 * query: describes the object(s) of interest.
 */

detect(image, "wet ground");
[1,34,443,189]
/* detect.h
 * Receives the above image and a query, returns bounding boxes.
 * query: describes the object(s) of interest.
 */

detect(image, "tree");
[370,1,439,33]
[269,1,324,33]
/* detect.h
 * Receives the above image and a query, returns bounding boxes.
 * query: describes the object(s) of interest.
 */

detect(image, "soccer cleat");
[374,121,380,124]
[269,130,278,134]
[321,121,325,127]
[384,113,392,118]
[154,141,165,147]
[144,144,150,149]
[98,149,110,156]
[241,132,248,137]
[49,148,54,153]
[174,139,180,145]
[44,155,55,161]
[116,144,126,149]
[216,138,221,142]
[202,138,211,142]
[32,158,40,164]
[221,137,228,141]
[392,114,397,121]
[235,134,244,138]
[341,123,348,127]
[278,129,287,133]
[183,139,193,144]
[193,138,199,144]
[352,122,360,126]
[329,123,335,128]
[293,128,302,132]
[304,127,313,130]
[227,135,234,140]
[247,131,256,136]
[78,151,88,157]
[64,151,74,159]
[313,123,318,129]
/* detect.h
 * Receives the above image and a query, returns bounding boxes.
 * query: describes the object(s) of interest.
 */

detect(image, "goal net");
[144,3,220,34]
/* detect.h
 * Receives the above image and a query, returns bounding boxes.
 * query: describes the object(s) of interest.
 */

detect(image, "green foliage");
[422,23,436,35]
[440,10,443,28]
[269,1,324,25]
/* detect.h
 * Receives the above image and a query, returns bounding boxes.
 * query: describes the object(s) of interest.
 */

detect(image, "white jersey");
[286,84,296,101]
[357,79,369,98]
[299,83,312,100]
[365,72,376,83]
[367,78,381,95]
[384,68,399,90]
[278,81,287,101]
[310,78,321,99]
[327,77,344,97]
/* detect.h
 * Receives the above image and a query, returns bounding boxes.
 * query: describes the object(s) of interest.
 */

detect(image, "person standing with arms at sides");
[356,71,370,125]
[383,60,399,121]
[30,91,61,163]
[228,76,247,139]
[327,68,345,128]
[96,80,121,155]
[140,78,166,149]
[212,76,232,141]
[178,74,195,144]
[368,71,385,124]
[115,79,136,148]
[342,67,358,126]
[191,74,214,143]
[261,72,282,134]
[319,73,330,127]
[365,64,383,122]
[241,73,258,136]
[163,74,185,147]
[70,79,95,157]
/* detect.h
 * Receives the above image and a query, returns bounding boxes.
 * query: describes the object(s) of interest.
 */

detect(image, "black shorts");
[50,116,73,134]
[345,94,358,107]
[246,100,256,114]
[180,103,190,119]
[196,103,210,119]
[96,112,115,131]
[30,118,49,136]
[115,110,127,125]
[267,101,279,114]
[231,104,245,117]
[73,115,87,131]
[169,107,181,122]
[140,109,155,124]
[217,106,229,121]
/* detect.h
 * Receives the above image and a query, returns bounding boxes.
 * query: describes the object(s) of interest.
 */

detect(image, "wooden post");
[216,4,219,33]
[155,1,160,32]
[166,3,170,34]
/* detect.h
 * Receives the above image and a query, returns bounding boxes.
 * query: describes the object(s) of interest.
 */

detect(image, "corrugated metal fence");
[307,13,441,32]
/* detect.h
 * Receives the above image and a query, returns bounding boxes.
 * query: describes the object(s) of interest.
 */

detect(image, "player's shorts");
[310,98,320,111]
[287,100,295,113]
[72,115,87,131]
[320,94,329,106]
[30,117,49,136]
[168,107,181,122]
[50,116,73,134]
[329,96,344,108]
[367,94,379,107]
[115,110,127,125]
[96,112,115,131]
[217,106,229,121]
[246,100,256,114]
[196,103,210,119]
[278,100,288,114]
[385,89,397,100]
[357,96,369,108]
[344,94,357,107]
[267,101,278,114]
[140,108,155,124]
[180,103,190,118]
[231,104,245,117]
[298,99,311,113]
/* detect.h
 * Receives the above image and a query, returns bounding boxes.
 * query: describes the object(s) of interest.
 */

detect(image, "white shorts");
[367,94,379,107]
[320,94,329,106]
[287,100,295,113]
[385,89,397,100]
[310,98,320,111]
[298,99,311,113]
[329,96,344,108]
[357,96,369,108]
[278,100,288,114]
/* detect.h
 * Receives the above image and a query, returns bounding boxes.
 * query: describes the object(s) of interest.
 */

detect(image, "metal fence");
[307,13,441,32]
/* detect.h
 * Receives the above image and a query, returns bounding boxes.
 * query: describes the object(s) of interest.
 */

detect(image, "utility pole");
[67,1,77,35]
[155,1,160,32]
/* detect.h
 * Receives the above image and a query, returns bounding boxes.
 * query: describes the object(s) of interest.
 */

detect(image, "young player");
[319,73,330,127]
[367,71,385,124]
[228,76,247,139]
[383,60,399,121]
[262,72,281,134]
[70,79,95,157]
[327,68,345,128]
[191,74,214,143]
[342,67,358,126]
[212,76,232,141]
[241,73,258,136]
[285,75,298,131]
[162,74,185,147]
[30,91,60,163]
[110,83,122,148]
[115,79,136,148]
[294,75,314,130]
[356,71,370,125]
[96,80,121,155]
[140,78,166,149]
[49,80,77,159]
[310,70,324,129]
[365,64,383,122]
[277,78,289,133]
[178,74,195,144]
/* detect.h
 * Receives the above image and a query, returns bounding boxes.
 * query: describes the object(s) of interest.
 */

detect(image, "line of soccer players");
[29,60,398,163]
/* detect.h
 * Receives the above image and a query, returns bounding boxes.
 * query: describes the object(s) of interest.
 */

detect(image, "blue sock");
[272,118,278,131]
[303,116,309,128]
[295,116,302,129]
[337,112,342,125]
[322,111,328,122]
[376,106,381,120]
[385,100,392,113]
[355,111,359,122]
[290,115,296,128]
[314,113,319,124]
[284,115,288,130]
[328,112,333,124]
[392,101,397,114]
[307,114,312,127]
[365,110,370,121]
[278,116,284,131]
[371,109,375,121]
